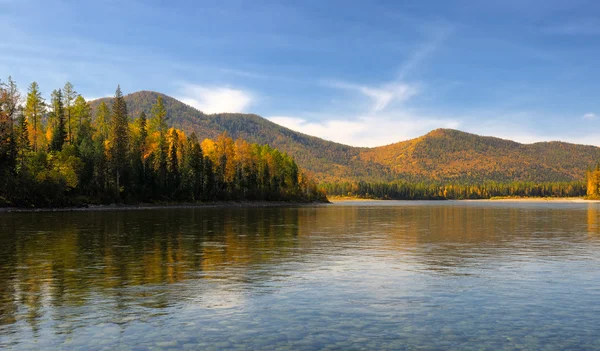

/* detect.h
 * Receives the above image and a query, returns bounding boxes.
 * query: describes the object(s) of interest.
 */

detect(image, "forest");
[88,91,600,185]
[321,180,587,200]
[0,77,326,207]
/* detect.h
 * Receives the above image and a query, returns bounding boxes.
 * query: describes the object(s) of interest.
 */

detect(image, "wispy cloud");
[268,113,460,147]
[280,30,456,147]
[176,83,254,114]
[396,27,452,80]
[583,112,598,120]
[324,80,418,113]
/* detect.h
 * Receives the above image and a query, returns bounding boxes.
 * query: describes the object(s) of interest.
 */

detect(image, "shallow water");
[1,201,600,350]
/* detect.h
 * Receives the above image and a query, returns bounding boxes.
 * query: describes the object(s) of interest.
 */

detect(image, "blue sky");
[2,0,600,147]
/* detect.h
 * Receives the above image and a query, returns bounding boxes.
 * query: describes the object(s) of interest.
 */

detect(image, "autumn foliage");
[0,78,325,207]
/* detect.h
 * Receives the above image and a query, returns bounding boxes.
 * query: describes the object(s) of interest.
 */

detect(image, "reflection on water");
[1,202,600,350]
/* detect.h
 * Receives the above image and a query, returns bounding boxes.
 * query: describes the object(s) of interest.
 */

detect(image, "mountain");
[362,129,600,183]
[90,91,600,183]
[90,91,393,182]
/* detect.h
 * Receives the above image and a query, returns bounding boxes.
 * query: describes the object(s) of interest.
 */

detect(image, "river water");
[1,201,600,350]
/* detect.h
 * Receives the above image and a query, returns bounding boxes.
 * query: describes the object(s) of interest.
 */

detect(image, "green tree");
[132,111,149,199]
[150,96,168,192]
[49,89,67,152]
[24,82,46,152]
[167,128,180,196]
[108,86,130,199]
[63,82,77,144]
[183,133,204,201]
[92,100,110,196]
[71,95,91,144]
[94,101,110,141]
[15,108,30,172]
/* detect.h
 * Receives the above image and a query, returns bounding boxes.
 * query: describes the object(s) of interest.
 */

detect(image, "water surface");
[1,201,600,350]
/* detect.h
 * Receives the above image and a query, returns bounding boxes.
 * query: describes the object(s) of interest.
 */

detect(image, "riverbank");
[470,197,600,203]
[329,196,600,203]
[0,200,329,213]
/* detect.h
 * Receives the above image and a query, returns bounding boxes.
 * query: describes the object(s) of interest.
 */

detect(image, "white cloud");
[268,113,460,147]
[583,112,598,120]
[176,84,253,114]
[83,94,112,102]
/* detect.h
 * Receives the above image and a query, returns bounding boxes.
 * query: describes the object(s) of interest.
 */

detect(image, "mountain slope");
[90,91,393,182]
[361,129,600,182]
[91,92,600,183]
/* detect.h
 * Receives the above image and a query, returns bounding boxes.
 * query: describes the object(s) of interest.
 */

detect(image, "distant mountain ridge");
[90,91,600,183]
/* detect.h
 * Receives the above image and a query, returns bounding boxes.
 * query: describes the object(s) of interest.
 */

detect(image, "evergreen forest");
[0,77,326,207]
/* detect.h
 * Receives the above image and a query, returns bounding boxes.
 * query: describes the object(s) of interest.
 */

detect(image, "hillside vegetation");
[91,91,392,182]
[91,91,600,184]
[0,80,325,207]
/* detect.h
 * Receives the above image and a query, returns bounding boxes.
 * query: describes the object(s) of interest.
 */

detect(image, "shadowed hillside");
[91,92,600,183]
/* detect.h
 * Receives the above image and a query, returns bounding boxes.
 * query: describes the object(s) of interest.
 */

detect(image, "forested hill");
[90,91,393,182]
[91,92,600,183]
[362,129,600,183]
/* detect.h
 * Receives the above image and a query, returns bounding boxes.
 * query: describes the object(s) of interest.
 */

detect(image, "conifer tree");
[63,82,77,144]
[132,111,149,199]
[24,82,45,152]
[137,111,148,147]
[49,89,67,152]
[108,85,130,198]
[71,95,90,143]
[94,101,110,141]
[15,109,30,172]
[186,132,204,200]
[151,96,168,191]
[167,128,180,195]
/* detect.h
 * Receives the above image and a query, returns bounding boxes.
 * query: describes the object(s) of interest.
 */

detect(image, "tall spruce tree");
[49,89,67,152]
[187,133,204,200]
[24,82,45,152]
[71,95,91,144]
[95,101,110,141]
[15,108,30,172]
[63,82,77,144]
[151,96,168,192]
[108,85,130,199]
[132,111,149,199]
[167,128,180,195]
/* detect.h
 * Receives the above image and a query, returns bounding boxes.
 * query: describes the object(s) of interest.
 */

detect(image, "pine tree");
[151,96,168,193]
[137,111,148,147]
[94,101,110,141]
[186,133,204,201]
[49,89,67,152]
[63,82,77,144]
[108,85,130,199]
[15,108,30,172]
[132,111,149,199]
[24,82,46,152]
[167,128,180,196]
[71,95,91,144]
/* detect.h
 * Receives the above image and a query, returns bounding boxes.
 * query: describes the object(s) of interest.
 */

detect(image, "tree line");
[0,77,326,207]
[321,180,586,200]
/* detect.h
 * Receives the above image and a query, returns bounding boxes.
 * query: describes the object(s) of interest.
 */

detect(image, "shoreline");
[329,197,600,203]
[0,200,329,213]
